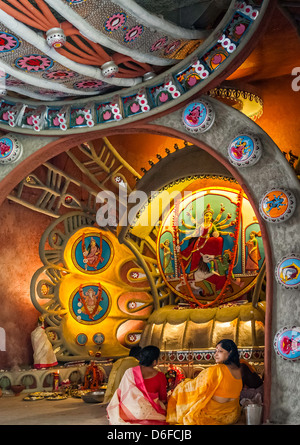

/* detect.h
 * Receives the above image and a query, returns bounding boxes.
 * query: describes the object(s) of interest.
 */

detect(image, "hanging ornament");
[143,71,156,81]
[101,61,119,78]
[227,133,262,167]
[46,28,66,48]
[275,253,300,289]
[259,188,296,223]
[274,326,300,361]
[182,99,215,133]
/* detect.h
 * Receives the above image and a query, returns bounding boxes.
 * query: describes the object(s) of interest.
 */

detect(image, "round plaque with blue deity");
[71,231,113,273]
[69,283,111,325]
[0,134,23,164]
[259,188,296,223]
[182,100,215,133]
[274,326,300,361]
[227,134,262,167]
[275,254,300,289]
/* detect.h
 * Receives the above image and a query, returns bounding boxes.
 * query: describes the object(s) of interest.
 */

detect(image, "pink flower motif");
[15,54,53,72]
[130,102,140,113]
[76,115,85,125]
[104,13,127,32]
[187,75,198,86]
[74,80,103,90]
[2,111,9,121]
[6,79,24,86]
[212,54,223,65]
[150,37,168,52]
[103,110,112,120]
[158,92,169,103]
[164,40,181,55]
[235,24,246,36]
[52,116,60,126]
[124,25,143,43]
[26,115,34,125]
[44,70,77,80]
[0,32,19,52]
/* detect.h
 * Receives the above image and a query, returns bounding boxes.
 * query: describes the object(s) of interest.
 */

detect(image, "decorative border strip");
[45,0,207,66]
[160,347,264,363]
[0,362,112,393]
[0,1,270,134]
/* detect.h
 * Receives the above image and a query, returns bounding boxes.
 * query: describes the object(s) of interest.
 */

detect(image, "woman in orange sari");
[166,339,242,425]
[107,346,168,425]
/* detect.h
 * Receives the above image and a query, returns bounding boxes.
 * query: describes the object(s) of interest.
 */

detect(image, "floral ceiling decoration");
[0,0,271,134]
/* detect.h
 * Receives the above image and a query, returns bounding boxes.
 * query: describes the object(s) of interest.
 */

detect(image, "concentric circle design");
[274,326,300,361]
[43,70,77,80]
[15,54,53,72]
[0,32,20,52]
[93,333,105,345]
[76,333,88,345]
[227,133,262,167]
[71,231,114,274]
[259,188,296,223]
[104,13,127,32]
[182,100,215,133]
[0,134,22,164]
[69,283,111,325]
[275,254,300,289]
[124,25,144,43]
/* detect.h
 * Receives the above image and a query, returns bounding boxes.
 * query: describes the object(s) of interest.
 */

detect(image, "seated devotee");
[106,345,168,425]
[240,359,264,405]
[103,346,141,404]
[166,339,243,425]
[31,316,58,369]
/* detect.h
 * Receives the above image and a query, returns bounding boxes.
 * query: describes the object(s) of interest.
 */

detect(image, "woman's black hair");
[139,345,160,366]
[129,346,142,359]
[217,339,240,367]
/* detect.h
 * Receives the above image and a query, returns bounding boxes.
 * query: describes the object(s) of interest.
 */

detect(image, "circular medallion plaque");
[227,134,262,167]
[274,326,300,361]
[275,254,300,289]
[0,134,23,164]
[71,231,113,273]
[76,333,88,345]
[182,100,215,133]
[69,283,111,325]
[259,188,296,223]
[93,333,105,345]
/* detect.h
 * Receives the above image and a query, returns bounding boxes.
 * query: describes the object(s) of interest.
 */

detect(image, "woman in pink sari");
[106,346,168,425]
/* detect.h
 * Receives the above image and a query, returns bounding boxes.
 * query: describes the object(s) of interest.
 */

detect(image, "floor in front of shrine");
[0,394,109,425]
[0,394,249,425]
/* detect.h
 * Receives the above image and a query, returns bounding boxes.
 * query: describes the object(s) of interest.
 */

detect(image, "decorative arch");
[0,94,299,424]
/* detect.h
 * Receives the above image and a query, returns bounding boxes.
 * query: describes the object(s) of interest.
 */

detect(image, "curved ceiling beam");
[0,1,153,82]
[110,0,210,38]
[0,0,273,134]
[0,9,143,88]
[44,0,208,65]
